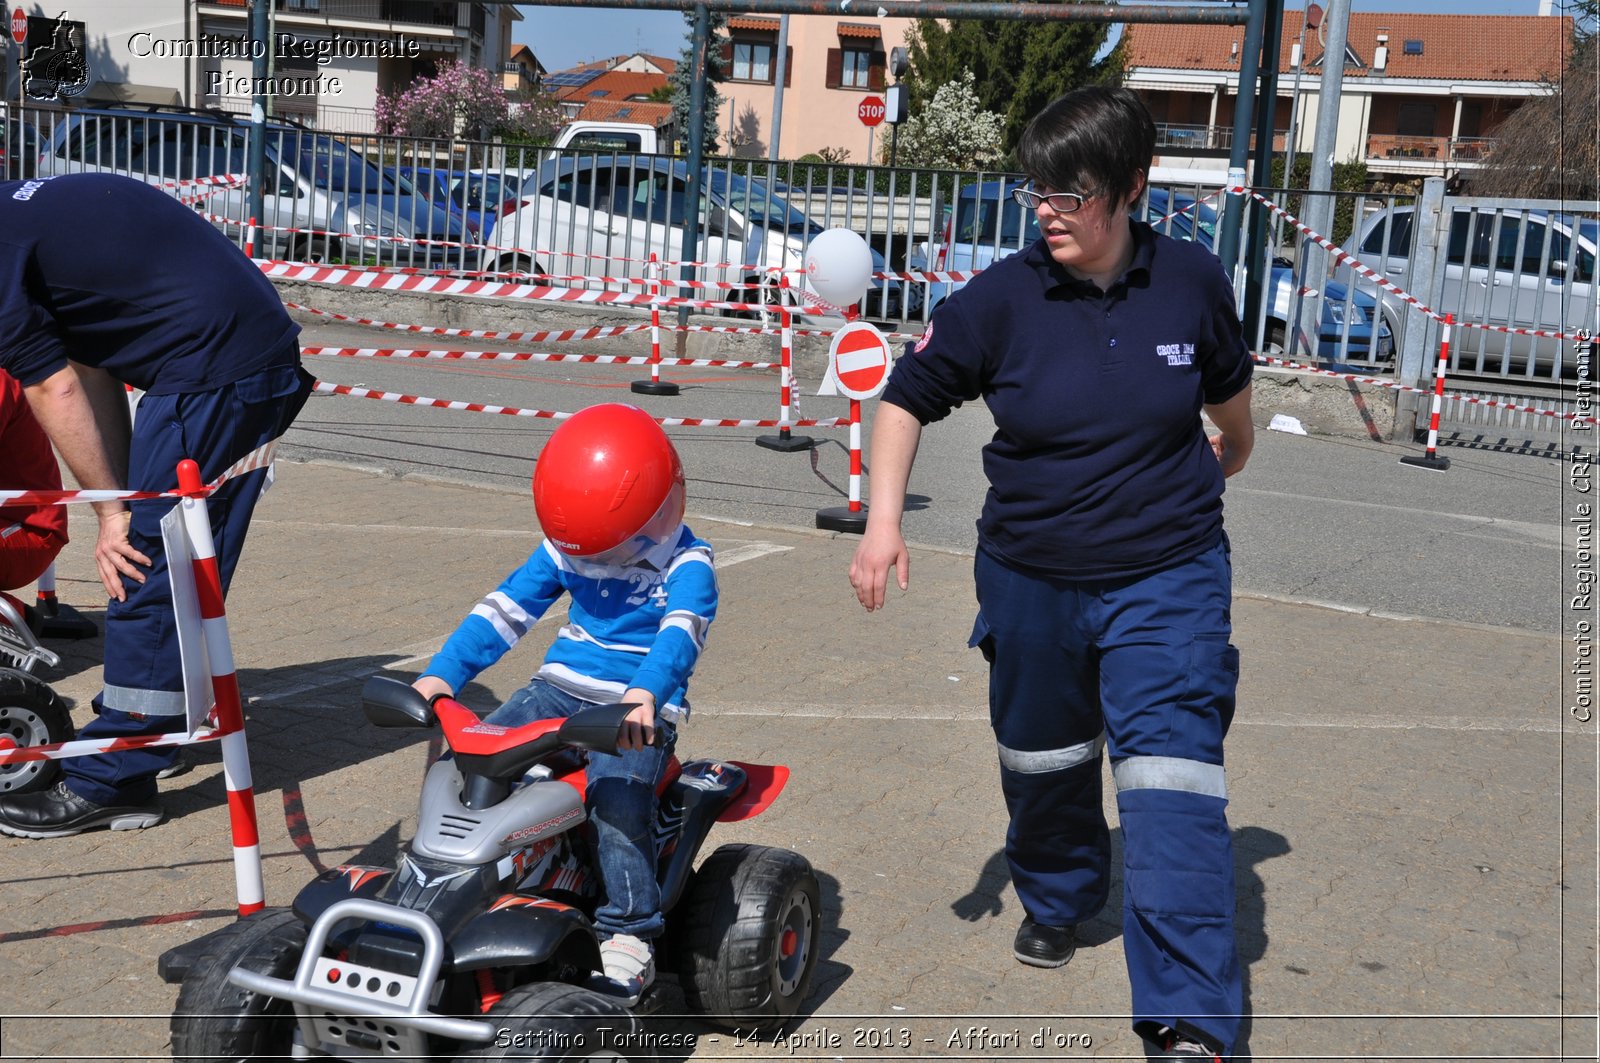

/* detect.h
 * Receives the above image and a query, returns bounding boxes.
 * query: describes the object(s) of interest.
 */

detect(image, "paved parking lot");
[0,454,1591,1061]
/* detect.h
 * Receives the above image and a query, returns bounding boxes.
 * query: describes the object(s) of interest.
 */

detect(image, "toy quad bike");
[0,591,76,796]
[165,675,821,1061]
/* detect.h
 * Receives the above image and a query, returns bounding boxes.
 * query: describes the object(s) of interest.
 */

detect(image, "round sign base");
[630,380,680,397]
[755,428,815,452]
[815,504,868,534]
[1399,453,1450,472]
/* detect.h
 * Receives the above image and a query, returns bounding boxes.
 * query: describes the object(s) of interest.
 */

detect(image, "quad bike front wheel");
[0,668,74,795]
[170,907,307,1063]
[455,981,639,1061]
[672,842,821,1034]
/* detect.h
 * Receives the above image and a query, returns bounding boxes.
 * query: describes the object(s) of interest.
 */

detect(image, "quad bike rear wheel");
[0,668,74,795]
[170,907,307,1063]
[672,842,821,1034]
[455,981,639,1061]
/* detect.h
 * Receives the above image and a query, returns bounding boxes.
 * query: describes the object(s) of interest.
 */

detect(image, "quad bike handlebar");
[360,674,656,810]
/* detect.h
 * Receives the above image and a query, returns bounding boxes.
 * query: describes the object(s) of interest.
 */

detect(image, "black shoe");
[0,781,164,839]
[1149,1027,1223,1060]
[1013,915,1076,968]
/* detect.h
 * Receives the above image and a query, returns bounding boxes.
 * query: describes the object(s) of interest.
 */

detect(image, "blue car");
[908,180,1391,365]
[394,166,526,241]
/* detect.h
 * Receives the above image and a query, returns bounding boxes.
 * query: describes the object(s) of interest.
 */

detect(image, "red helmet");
[533,404,685,560]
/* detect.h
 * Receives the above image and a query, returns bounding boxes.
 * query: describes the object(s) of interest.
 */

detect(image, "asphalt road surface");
[284,314,1570,634]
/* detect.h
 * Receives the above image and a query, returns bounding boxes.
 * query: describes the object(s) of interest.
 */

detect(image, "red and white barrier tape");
[285,301,920,343]
[301,346,776,370]
[0,726,222,765]
[1254,353,1599,423]
[313,380,848,428]
[1231,185,1586,344]
[0,441,278,507]
[286,302,653,343]
[260,260,843,317]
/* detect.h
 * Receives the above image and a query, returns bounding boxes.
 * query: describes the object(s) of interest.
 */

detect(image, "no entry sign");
[858,95,886,128]
[829,321,891,400]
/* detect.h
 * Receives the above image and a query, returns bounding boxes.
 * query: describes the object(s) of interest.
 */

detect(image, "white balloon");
[803,227,874,307]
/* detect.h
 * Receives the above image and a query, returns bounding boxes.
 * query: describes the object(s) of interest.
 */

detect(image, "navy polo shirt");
[882,220,1252,579]
[0,173,299,394]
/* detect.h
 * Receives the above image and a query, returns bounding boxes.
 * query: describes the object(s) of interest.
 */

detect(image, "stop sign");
[829,321,891,400]
[858,95,886,128]
[10,9,26,45]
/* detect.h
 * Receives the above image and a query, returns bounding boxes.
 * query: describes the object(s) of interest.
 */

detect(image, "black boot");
[0,781,163,839]
[1013,915,1076,968]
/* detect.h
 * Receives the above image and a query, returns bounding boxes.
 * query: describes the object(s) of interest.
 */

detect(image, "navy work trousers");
[972,538,1242,1054]
[66,362,312,806]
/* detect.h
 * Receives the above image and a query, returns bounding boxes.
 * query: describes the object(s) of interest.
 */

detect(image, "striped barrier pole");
[244,217,257,260]
[175,459,265,916]
[756,272,816,452]
[32,562,96,640]
[631,253,679,397]
[1401,312,1452,472]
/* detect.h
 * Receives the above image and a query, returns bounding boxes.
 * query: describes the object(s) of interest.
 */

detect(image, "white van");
[1343,204,1596,379]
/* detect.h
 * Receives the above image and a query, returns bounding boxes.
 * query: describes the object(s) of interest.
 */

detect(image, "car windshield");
[954,186,1039,245]
[708,171,813,233]
[277,133,402,195]
[453,173,520,209]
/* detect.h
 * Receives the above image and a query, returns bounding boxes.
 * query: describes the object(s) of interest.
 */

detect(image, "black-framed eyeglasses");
[1012,186,1090,214]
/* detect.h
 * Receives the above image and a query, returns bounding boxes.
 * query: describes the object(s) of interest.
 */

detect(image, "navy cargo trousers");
[65,361,312,806]
[971,537,1242,1055]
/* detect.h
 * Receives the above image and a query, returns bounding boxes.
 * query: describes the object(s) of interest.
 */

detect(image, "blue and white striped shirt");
[422,526,718,723]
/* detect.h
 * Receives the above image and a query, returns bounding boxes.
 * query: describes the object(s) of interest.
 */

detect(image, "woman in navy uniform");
[850,87,1254,1061]
[0,173,311,839]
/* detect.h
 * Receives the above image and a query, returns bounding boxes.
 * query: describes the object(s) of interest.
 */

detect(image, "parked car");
[394,165,519,240]
[487,155,903,319]
[38,104,470,267]
[1339,203,1596,379]
[1,113,42,180]
[907,181,1391,364]
[1145,187,1392,365]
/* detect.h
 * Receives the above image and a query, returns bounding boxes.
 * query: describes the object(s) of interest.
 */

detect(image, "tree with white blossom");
[884,70,1005,170]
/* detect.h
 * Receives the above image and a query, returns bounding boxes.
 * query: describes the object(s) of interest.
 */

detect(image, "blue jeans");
[487,679,677,940]
[972,537,1241,1054]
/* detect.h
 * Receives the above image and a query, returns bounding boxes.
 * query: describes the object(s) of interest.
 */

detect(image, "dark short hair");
[1016,86,1156,210]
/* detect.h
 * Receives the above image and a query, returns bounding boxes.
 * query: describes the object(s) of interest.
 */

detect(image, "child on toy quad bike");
[411,402,716,1005]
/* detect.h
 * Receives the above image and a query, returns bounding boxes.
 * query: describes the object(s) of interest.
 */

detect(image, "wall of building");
[718,15,913,162]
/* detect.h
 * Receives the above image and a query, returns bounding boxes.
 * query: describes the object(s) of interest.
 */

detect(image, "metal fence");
[10,100,1589,396]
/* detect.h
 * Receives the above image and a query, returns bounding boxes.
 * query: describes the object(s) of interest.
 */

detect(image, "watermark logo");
[23,13,88,102]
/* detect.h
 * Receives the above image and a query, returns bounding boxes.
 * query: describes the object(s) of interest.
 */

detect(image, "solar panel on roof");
[544,69,602,88]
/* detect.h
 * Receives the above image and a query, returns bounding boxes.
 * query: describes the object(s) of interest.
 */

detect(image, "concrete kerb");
[271,277,1408,444]
[269,277,839,379]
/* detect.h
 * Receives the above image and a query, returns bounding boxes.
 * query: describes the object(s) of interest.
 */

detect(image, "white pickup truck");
[553,121,664,153]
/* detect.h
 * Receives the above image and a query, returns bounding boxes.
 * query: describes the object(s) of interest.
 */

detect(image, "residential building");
[1124,10,1575,187]
[543,53,676,144]
[717,15,915,162]
[503,43,545,95]
[11,1,514,133]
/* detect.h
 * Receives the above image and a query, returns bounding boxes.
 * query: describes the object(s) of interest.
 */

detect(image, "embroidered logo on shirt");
[913,320,934,354]
[1156,342,1195,366]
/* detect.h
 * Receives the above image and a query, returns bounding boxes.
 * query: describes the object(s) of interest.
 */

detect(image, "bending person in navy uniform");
[849,87,1254,1061]
[0,173,312,839]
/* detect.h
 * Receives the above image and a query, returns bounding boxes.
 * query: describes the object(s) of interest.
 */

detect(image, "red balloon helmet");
[533,403,685,560]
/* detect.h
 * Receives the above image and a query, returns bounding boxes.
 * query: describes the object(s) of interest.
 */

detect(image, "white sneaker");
[598,933,655,1003]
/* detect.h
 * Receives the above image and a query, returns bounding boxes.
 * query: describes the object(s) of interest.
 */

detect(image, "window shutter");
[868,50,886,90]
[784,46,792,87]
[826,47,842,89]
[718,40,733,68]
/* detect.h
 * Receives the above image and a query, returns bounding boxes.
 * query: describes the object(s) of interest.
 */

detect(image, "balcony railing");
[270,0,460,29]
